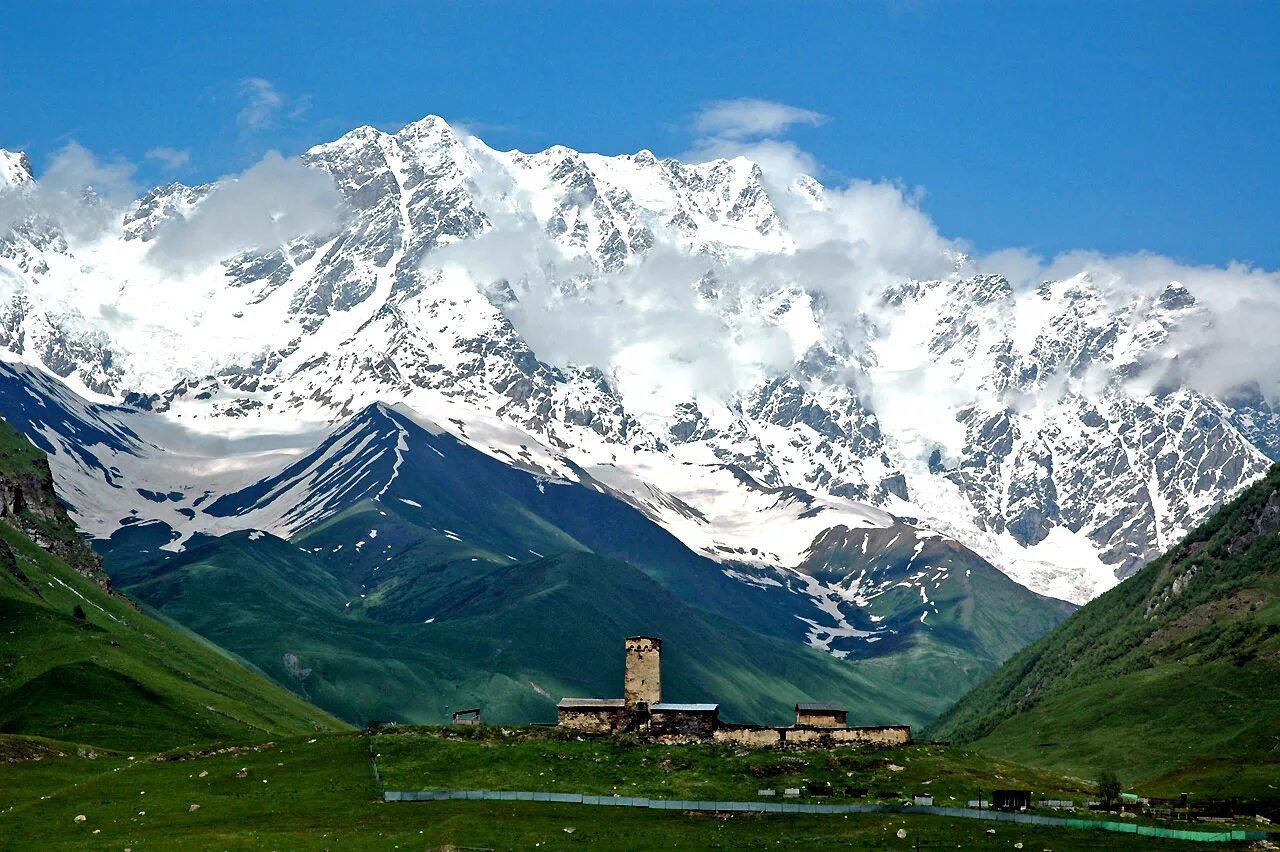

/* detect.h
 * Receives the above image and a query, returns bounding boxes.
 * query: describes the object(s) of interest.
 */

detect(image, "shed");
[795,703,848,728]
[992,789,1032,811]
[451,708,482,726]
[556,698,627,733]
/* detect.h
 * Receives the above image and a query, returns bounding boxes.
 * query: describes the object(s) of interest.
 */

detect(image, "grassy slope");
[0,420,345,751]
[0,731,1226,851]
[928,465,1280,795]
[108,526,932,728]
[844,557,1075,724]
[0,419,47,480]
[100,402,1072,730]
[374,727,1097,804]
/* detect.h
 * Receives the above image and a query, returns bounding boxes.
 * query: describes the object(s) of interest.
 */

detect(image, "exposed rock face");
[0,117,1276,604]
[0,434,113,592]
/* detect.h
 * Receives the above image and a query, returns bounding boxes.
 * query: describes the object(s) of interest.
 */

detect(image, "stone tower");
[624,635,662,708]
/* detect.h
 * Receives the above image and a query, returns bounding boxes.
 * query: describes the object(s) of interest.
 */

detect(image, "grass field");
[374,726,1097,806]
[1,730,1259,850]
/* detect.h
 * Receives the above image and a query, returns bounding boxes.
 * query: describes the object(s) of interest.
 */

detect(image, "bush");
[72,605,86,621]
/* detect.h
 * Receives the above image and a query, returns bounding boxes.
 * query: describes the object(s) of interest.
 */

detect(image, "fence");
[383,789,1274,843]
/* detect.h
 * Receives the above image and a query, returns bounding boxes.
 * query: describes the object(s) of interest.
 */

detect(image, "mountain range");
[1,116,1276,724]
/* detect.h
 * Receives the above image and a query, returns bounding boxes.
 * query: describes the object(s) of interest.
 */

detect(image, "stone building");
[555,698,627,733]
[648,703,719,738]
[556,635,911,748]
[558,635,721,735]
[795,703,848,728]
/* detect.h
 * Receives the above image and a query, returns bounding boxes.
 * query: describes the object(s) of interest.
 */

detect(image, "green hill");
[0,419,345,751]
[927,464,1280,796]
[104,523,934,728]
[98,403,1070,730]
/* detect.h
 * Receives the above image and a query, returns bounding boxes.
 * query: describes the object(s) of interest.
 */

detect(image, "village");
[554,635,913,748]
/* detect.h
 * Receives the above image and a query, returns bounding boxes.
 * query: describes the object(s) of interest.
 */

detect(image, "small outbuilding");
[451,708,482,726]
[556,698,627,733]
[992,789,1032,811]
[795,703,848,728]
[648,703,719,738]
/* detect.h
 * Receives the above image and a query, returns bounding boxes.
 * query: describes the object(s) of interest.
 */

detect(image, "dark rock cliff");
[0,419,114,593]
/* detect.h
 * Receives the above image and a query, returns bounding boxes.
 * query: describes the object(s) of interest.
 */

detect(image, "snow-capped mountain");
[1,116,1276,605]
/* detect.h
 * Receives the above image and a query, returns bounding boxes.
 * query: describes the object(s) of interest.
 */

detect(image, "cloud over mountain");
[2,112,1279,605]
[145,151,349,273]
[0,142,136,240]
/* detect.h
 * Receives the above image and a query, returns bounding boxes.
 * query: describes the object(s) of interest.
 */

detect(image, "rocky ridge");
[0,117,1276,603]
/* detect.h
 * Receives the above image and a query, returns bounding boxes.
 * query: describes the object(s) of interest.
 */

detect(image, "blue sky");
[2,1,1277,267]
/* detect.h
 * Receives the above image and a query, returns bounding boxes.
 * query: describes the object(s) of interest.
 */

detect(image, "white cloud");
[146,147,191,170]
[420,169,960,409]
[424,106,1280,419]
[683,99,829,189]
[973,247,1280,401]
[238,78,288,129]
[685,137,821,186]
[498,243,799,408]
[0,141,136,241]
[692,98,827,140]
[788,180,958,284]
[145,151,349,273]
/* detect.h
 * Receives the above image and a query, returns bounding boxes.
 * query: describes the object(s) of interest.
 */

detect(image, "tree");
[1097,770,1122,810]
[72,604,86,621]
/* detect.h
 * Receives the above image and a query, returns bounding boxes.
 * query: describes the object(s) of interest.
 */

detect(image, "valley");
[2,42,1278,848]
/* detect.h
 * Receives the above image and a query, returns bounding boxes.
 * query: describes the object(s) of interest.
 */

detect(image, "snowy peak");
[205,402,406,533]
[1,116,1277,608]
[395,114,468,152]
[122,182,209,242]
[0,149,34,190]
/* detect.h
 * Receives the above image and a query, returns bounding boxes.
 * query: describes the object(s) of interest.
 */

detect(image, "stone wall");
[713,726,784,747]
[557,708,629,734]
[713,724,911,748]
[786,726,912,747]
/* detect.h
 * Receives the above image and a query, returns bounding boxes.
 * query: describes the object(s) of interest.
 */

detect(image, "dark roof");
[651,703,719,713]
[557,698,625,709]
[795,703,847,713]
